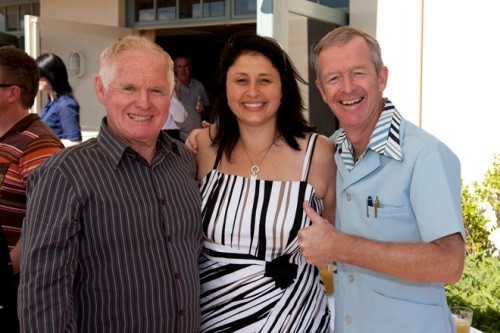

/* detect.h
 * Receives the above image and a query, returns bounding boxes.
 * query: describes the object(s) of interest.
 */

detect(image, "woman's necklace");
[240,135,280,180]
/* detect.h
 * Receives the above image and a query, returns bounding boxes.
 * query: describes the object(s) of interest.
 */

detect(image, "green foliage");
[446,252,500,333]
[476,154,500,229]
[447,154,500,332]
[461,181,496,255]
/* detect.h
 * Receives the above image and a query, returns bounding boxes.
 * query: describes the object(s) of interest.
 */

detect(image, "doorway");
[155,23,256,104]
[154,19,339,137]
[0,32,19,47]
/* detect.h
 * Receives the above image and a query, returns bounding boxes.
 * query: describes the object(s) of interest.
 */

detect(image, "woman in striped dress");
[194,31,336,332]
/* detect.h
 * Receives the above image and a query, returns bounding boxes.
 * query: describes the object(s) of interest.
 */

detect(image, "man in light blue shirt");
[298,26,465,333]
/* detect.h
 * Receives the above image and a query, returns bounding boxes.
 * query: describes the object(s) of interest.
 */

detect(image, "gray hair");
[99,35,174,91]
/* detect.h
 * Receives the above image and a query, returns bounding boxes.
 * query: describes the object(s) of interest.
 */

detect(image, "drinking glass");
[317,263,335,296]
[450,306,473,333]
[196,96,204,113]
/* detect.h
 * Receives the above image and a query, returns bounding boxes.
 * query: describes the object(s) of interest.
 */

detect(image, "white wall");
[39,29,126,132]
[349,0,378,36]
[38,0,500,184]
[41,0,124,26]
[352,0,500,185]
[288,13,309,120]
[376,0,423,127]
[420,0,500,185]
[37,1,129,136]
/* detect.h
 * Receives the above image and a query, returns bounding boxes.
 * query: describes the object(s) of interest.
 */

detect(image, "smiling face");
[315,36,388,138]
[95,50,172,150]
[226,53,282,128]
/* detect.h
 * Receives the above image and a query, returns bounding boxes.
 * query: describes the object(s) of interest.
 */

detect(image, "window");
[179,0,226,19]
[0,1,39,33]
[158,0,177,20]
[307,0,349,10]
[132,0,254,24]
[234,0,255,16]
[136,0,155,22]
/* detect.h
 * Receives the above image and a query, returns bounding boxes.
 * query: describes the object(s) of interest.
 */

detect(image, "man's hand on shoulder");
[185,121,212,154]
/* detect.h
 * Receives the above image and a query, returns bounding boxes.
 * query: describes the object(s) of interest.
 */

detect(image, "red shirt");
[0,114,63,248]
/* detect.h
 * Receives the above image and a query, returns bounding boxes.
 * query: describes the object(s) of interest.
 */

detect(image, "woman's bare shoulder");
[312,133,335,157]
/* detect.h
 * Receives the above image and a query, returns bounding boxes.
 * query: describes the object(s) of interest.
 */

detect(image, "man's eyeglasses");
[0,83,27,89]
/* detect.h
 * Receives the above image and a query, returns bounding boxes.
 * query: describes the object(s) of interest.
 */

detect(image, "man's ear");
[378,66,389,93]
[7,85,22,104]
[94,75,106,104]
[315,79,328,104]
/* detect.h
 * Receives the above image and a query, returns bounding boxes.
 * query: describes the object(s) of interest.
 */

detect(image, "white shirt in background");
[163,93,187,130]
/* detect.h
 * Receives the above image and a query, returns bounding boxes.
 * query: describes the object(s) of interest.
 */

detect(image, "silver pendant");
[251,165,260,180]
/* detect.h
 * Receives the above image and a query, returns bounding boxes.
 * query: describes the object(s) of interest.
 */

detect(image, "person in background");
[175,55,210,141]
[19,35,202,332]
[0,45,63,333]
[162,78,187,140]
[298,26,465,332]
[36,53,82,146]
[194,31,336,332]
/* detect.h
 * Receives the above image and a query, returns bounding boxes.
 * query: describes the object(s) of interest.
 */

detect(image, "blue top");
[40,95,82,141]
[331,100,464,333]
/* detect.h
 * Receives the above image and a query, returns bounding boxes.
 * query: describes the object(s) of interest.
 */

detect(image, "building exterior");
[1,0,499,186]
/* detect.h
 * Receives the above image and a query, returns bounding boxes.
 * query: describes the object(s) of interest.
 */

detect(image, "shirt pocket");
[371,290,450,333]
[366,203,421,242]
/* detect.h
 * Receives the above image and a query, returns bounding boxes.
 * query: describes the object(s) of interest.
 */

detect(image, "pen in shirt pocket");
[374,196,380,218]
[366,196,380,218]
[366,196,373,217]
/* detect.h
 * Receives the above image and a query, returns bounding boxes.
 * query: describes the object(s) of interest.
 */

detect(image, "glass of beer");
[196,95,204,113]
[450,306,473,333]
[317,263,335,296]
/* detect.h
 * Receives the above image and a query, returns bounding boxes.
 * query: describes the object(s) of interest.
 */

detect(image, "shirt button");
[178,309,186,316]
[174,273,181,280]
[345,315,352,324]
[349,274,355,283]
[346,193,352,201]
[160,198,166,205]
[166,236,171,242]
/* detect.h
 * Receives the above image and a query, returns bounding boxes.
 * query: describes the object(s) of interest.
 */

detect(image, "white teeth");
[341,98,362,105]
[244,102,264,108]
[129,114,152,121]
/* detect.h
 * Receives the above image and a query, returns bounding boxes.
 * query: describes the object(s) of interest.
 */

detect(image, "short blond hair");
[99,35,174,91]
[313,26,384,78]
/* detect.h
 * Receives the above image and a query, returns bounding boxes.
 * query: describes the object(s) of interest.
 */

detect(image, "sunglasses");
[0,83,27,89]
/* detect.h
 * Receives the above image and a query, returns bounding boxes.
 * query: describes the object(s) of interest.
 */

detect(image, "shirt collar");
[2,114,40,139]
[335,98,403,171]
[96,118,181,169]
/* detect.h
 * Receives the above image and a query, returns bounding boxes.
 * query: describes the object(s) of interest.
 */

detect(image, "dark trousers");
[0,229,19,333]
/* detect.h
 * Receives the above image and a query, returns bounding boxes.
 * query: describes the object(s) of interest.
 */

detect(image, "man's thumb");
[303,201,321,224]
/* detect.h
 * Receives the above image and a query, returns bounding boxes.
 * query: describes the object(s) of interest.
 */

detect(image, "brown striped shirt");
[19,118,202,332]
[0,114,63,249]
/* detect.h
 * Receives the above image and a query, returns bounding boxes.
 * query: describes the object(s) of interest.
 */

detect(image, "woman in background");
[36,53,82,146]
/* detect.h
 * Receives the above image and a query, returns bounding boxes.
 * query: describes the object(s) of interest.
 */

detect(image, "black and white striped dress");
[199,133,330,333]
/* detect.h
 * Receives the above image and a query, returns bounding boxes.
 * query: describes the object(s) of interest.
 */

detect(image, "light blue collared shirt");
[330,99,465,333]
[335,98,402,171]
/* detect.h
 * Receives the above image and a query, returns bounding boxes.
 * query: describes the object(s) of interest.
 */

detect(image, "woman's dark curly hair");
[210,30,315,162]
